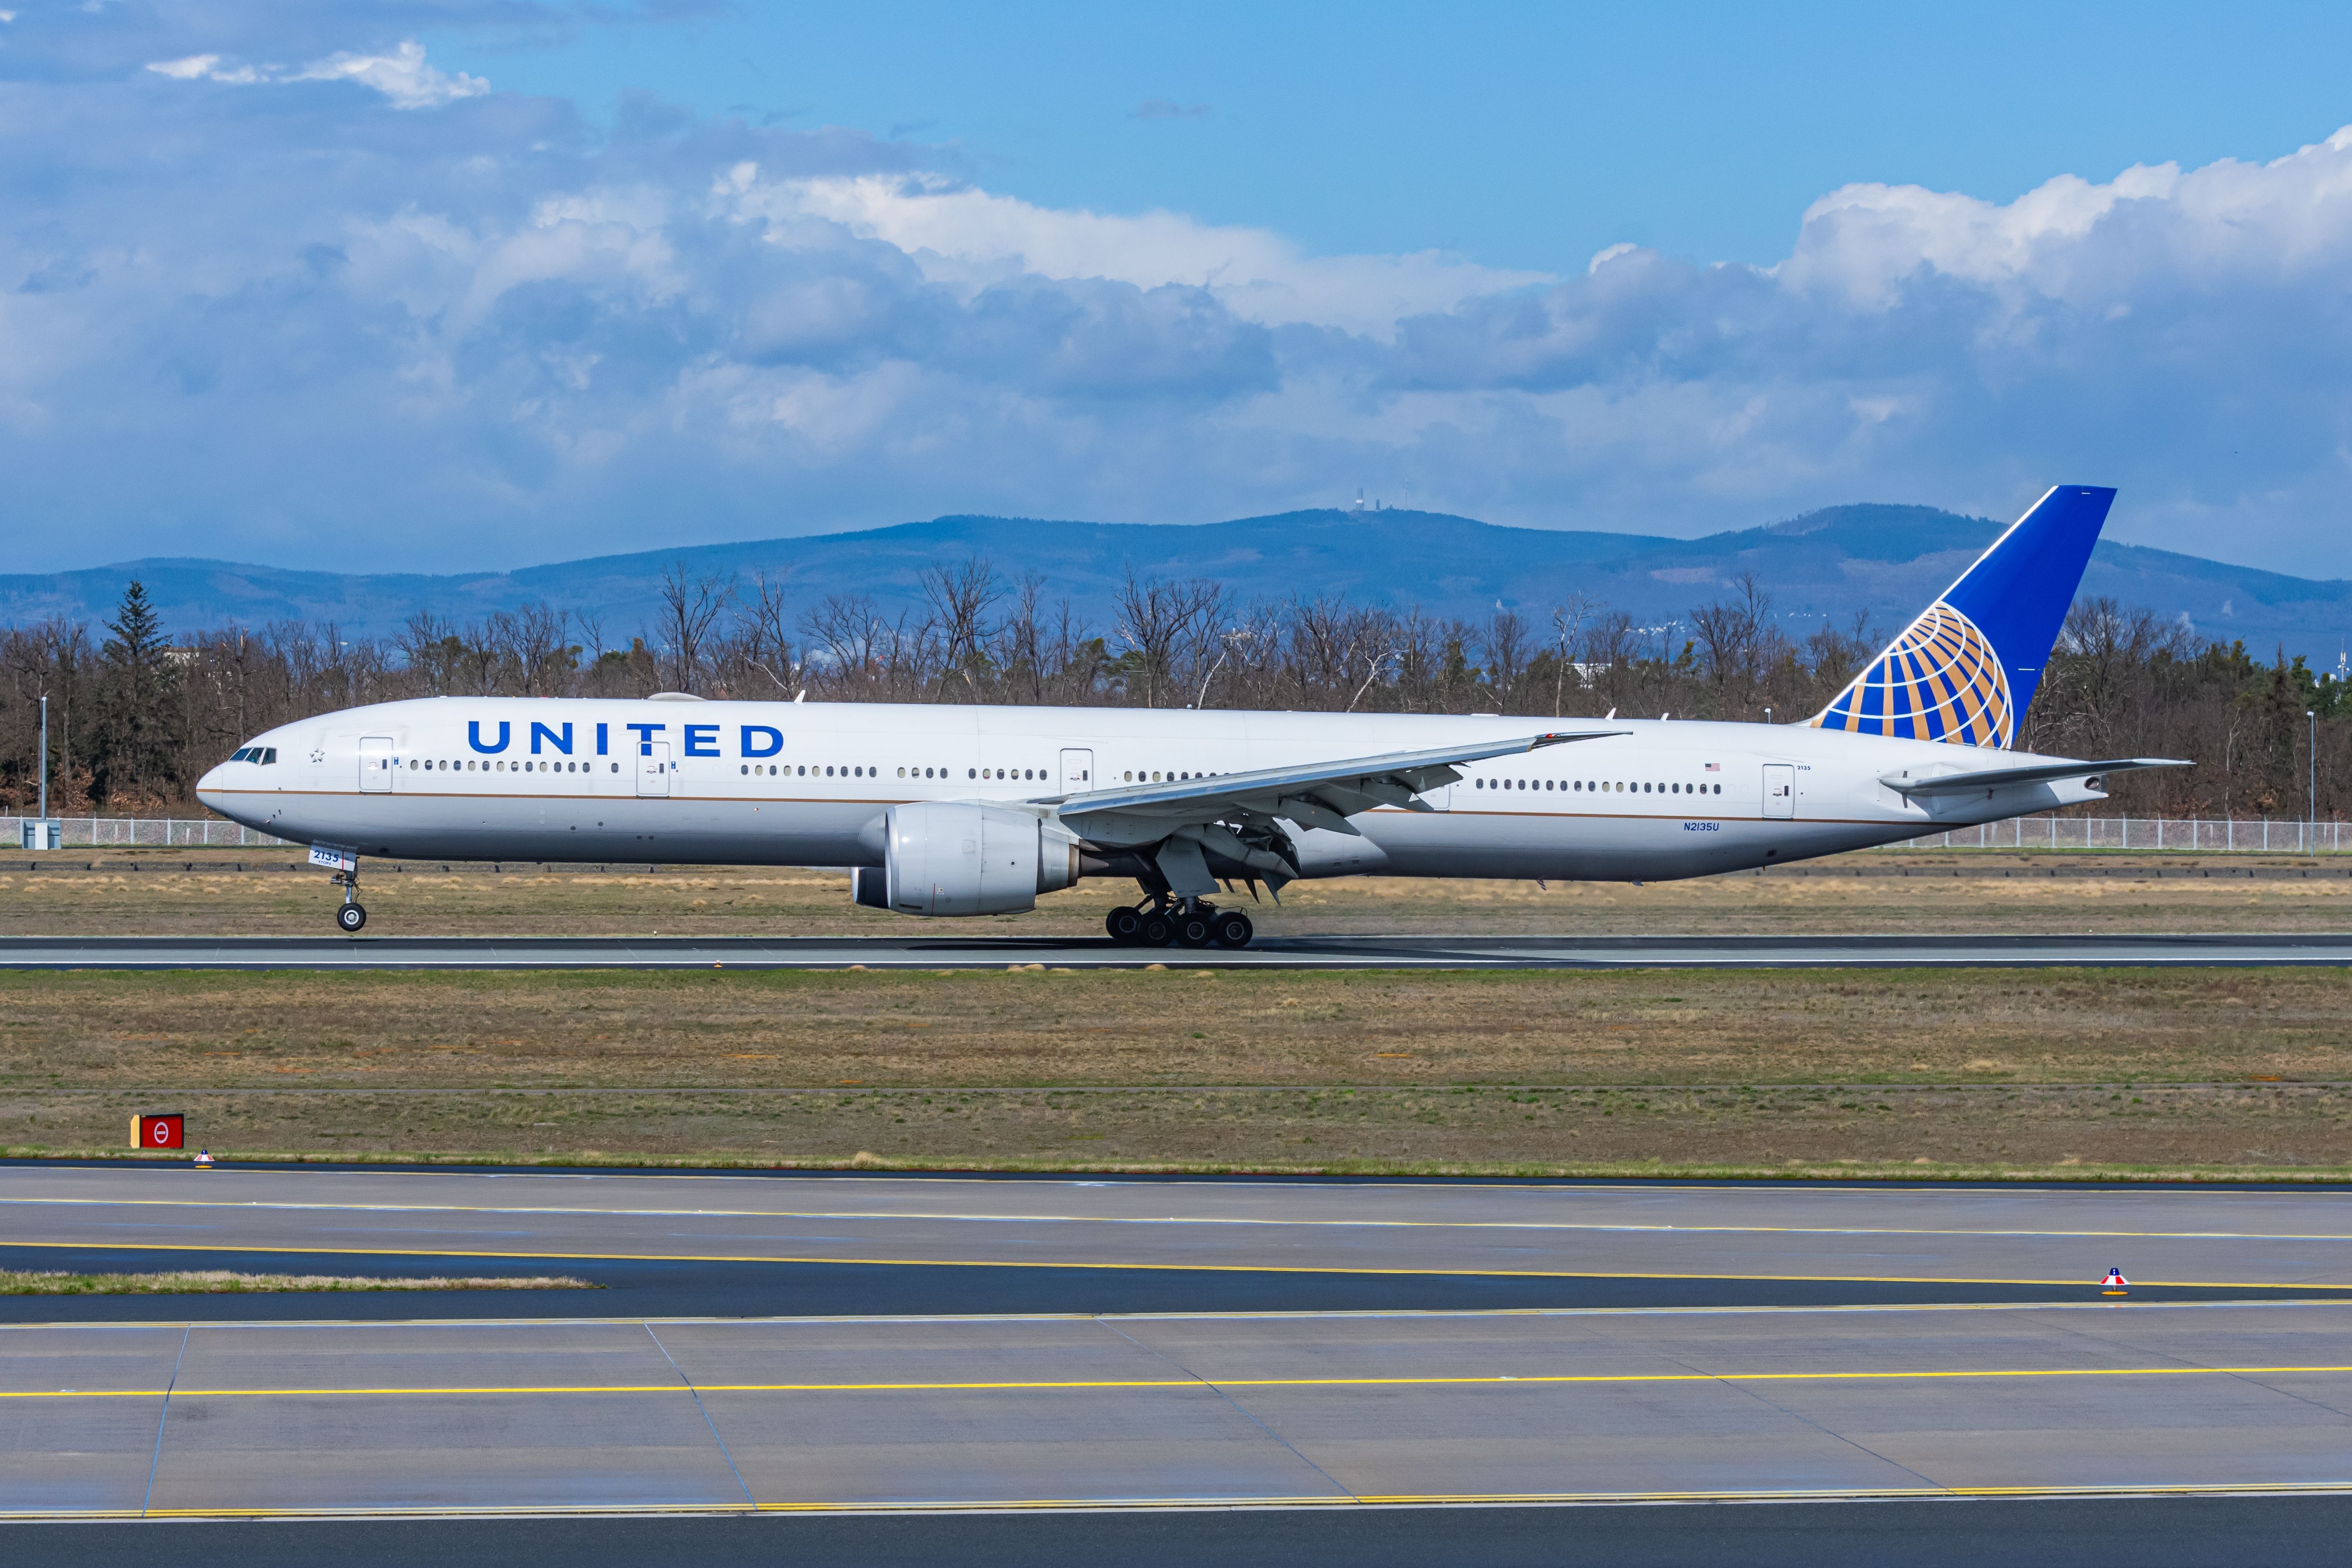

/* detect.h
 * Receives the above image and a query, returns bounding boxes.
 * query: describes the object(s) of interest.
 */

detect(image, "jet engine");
[853,802,1081,916]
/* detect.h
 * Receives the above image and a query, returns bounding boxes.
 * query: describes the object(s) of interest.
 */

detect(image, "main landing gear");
[1106,898,1252,949]
[333,869,366,934]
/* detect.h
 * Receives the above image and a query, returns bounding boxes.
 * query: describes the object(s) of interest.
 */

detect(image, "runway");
[10,1299,2352,1518]
[9,1166,2352,1293]
[10,1166,2352,1537]
[5,930,2350,969]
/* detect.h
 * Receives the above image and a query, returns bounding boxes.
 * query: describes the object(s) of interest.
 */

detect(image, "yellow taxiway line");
[11,1192,2352,1245]
[12,1361,2352,1400]
[4,1481,2347,1521]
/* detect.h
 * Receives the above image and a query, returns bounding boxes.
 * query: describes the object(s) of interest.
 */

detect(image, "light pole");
[37,693,48,823]
[2311,709,2319,840]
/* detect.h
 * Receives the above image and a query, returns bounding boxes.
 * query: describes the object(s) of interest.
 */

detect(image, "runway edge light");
[135,1113,185,1151]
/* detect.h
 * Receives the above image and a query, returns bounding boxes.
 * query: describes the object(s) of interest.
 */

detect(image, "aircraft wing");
[1048,728,1626,870]
[1879,757,2189,797]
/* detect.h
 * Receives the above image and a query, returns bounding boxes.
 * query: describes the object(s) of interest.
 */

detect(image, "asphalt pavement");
[10,1299,2352,1518]
[3,931,2349,969]
[8,1164,2352,1557]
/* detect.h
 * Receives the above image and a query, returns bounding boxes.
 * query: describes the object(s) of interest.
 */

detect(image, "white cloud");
[292,40,488,111]
[144,39,484,110]
[36,44,2352,581]
[145,54,258,83]
[732,168,1549,339]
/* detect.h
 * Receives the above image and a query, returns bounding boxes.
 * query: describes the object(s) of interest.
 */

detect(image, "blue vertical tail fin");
[1807,484,2114,748]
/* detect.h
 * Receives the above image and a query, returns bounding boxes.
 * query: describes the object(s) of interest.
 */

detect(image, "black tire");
[1212,911,1253,949]
[336,903,367,934]
[1139,912,1176,947]
[1105,906,1143,944]
[1174,910,1216,948]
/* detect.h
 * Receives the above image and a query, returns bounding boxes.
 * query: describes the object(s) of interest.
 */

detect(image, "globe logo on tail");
[1808,600,2014,748]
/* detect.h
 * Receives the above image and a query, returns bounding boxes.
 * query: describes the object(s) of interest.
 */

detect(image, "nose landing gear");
[1106,897,1252,949]
[332,869,366,933]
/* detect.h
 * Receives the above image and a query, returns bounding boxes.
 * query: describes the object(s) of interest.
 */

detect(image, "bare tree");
[511,603,571,697]
[919,557,1006,702]
[1112,572,1222,708]
[726,570,798,697]
[1480,609,1530,712]
[655,564,737,695]
[1551,594,1594,717]
[1687,572,1777,718]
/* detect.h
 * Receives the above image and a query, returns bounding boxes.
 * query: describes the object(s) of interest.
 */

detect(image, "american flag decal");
[1704,762,1720,771]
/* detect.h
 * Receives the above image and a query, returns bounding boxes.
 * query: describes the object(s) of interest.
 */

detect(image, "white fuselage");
[195,696,2103,888]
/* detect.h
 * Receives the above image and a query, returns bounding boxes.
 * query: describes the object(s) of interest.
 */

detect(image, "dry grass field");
[2,845,2350,936]
[3,961,2347,1178]
[6,847,2349,1177]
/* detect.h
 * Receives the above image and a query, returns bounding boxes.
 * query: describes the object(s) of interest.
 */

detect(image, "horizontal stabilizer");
[1880,757,2189,797]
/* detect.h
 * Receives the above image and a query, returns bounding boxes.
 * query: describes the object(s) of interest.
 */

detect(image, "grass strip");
[11,1146,2352,1184]
[0,1269,596,1295]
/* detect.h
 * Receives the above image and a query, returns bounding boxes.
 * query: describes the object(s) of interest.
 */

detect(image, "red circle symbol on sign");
[151,1120,170,1144]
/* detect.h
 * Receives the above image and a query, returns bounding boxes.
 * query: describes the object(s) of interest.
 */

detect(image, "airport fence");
[1886,816,2346,853]
[3,815,293,849]
[1,812,2343,855]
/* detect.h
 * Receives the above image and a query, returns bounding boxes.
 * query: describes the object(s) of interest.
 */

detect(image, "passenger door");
[1762,763,1795,820]
[637,741,672,798]
[359,736,394,793]
[1059,748,1094,796]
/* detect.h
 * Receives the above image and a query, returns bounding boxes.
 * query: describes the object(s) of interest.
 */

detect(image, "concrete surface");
[5,931,2350,969]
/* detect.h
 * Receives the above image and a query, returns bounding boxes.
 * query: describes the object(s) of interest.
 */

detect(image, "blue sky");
[7,1,2352,578]
[424,3,2352,272]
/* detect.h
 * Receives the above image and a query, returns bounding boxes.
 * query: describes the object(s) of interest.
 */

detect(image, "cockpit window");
[233,747,277,765]
[262,748,277,764]
[229,748,251,762]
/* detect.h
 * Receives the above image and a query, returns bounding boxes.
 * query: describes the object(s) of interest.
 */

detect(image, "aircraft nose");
[196,764,227,805]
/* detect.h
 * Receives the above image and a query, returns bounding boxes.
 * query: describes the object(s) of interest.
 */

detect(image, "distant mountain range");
[4,504,2347,665]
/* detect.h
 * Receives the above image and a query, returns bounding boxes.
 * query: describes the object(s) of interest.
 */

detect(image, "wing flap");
[1054,728,1625,843]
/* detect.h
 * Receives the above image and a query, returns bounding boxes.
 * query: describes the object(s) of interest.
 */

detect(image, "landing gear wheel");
[336,902,368,934]
[1212,910,1254,949]
[1105,906,1144,944]
[1173,909,1217,948]
[1139,911,1176,947]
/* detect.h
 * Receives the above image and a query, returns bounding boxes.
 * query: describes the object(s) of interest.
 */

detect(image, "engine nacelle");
[874,802,1080,916]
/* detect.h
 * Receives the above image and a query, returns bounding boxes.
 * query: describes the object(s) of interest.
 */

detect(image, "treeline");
[1,561,2343,821]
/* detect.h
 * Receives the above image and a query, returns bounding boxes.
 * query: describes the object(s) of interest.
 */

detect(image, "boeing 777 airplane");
[198,485,2181,947]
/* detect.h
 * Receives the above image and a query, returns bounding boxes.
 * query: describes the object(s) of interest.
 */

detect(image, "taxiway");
[3,931,2349,969]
